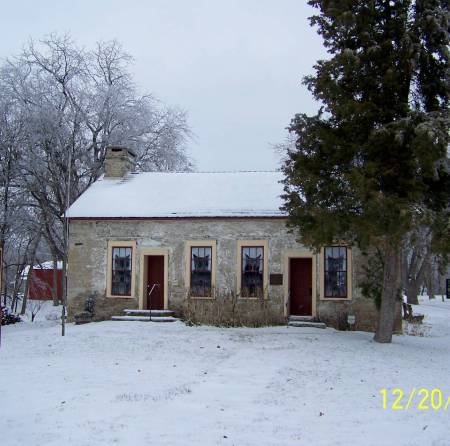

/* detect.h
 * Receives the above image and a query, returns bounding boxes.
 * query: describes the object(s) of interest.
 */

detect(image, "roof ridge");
[131,170,281,174]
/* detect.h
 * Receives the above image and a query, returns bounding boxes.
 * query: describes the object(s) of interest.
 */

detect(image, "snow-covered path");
[1,299,449,446]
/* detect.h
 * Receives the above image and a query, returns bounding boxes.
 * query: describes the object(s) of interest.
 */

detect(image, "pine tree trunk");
[374,246,402,343]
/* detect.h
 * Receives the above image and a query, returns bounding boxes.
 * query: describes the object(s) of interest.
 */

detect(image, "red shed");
[28,261,63,301]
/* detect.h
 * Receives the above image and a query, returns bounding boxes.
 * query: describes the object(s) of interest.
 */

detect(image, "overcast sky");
[0,0,326,171]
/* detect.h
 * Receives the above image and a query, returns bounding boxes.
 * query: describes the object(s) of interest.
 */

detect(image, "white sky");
[0,0,326,171]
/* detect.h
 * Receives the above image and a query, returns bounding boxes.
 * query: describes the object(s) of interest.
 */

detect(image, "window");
[237,240,269,299]
[185,240,217,298]
[324,246,347,298]
[111,247,133,296]
[190,246,212,297]
[106,241,136,298]
[241,246,265,297]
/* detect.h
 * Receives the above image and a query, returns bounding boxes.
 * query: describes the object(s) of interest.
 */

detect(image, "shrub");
[1,307,21,325]
[182,287,283,327]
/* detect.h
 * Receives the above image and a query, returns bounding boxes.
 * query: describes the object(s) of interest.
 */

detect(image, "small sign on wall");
[270,274,283,285]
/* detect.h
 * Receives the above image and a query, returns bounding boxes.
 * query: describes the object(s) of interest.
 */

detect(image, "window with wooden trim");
[324,246,347,298]
[241,246,264,297]
[190,246,212,297]
[111,246,133,296]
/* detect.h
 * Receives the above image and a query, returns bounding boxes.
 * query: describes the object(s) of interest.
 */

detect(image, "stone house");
[66,146,382,331]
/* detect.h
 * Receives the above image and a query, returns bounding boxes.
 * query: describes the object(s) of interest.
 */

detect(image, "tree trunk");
[404,245,431,305]
[374,246,402,343]
[20,233,41,315]
[406,282,420,305]
[20,262,33,315]
[424,260,435,299]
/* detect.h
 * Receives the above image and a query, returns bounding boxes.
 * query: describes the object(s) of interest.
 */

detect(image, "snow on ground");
[11,300,62,325]
[1,298,449,446]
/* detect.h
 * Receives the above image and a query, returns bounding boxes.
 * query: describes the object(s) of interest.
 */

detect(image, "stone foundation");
[68,294,138,322]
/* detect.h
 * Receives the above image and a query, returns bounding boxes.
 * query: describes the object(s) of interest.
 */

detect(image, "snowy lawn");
[1,299,449,446]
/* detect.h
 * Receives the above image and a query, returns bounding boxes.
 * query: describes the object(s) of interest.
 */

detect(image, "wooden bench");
[402,303,425,323]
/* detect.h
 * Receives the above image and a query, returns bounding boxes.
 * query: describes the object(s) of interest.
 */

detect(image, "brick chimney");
[104,146,136,178]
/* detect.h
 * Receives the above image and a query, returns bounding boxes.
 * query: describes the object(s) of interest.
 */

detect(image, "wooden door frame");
[139,248,169,310]
[283,250,317,317]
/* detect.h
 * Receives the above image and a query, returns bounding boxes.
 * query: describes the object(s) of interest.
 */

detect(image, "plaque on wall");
[270,274,283,285]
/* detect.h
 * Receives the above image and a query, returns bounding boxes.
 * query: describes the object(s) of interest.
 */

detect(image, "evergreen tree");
[283,0,449,343]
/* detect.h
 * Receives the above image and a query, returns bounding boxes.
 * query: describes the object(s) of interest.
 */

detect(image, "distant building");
[28,261,63,301]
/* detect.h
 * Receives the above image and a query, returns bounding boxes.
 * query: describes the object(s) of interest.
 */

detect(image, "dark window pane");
[191,246,212,296]
[324,246,347,298]
[112,247,132,296]
[241,246,264,297]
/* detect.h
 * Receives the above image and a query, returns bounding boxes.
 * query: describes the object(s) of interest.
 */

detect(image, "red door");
[289,258,313,316]
[147,256,165,310]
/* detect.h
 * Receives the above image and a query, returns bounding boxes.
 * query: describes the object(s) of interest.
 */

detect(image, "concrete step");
[288,321,327,329]
[123,309,174,317]
[111,315,179,322]
[288,315,315,322]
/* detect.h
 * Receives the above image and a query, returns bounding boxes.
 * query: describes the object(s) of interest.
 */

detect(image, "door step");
[289,315,315,322]
[111,315,179,322]
[111,309,179,322]
[288,315,326,328]
[123,309,175,317]
[288,320,326,329]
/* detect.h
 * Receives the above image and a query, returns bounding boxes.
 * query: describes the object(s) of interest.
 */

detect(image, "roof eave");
[67,215,287,221]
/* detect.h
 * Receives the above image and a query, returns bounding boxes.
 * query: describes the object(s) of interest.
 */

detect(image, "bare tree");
[0,34,193,312]
[403,228,432,305]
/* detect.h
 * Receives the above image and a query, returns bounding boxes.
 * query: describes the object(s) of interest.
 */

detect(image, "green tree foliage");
[360,249,384,310]
[283,0,449,342]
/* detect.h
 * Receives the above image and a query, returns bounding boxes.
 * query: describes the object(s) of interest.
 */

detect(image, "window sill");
[107,294,135,299]
[238,296,268,300]
[188,296,215,300]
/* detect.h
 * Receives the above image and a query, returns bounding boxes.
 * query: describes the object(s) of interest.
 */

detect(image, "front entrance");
[289,258,313,316]
[147,255,165,310]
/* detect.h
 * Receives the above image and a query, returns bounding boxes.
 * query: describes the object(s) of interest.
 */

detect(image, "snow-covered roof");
[34,261,63,270]
[66,171,286,218]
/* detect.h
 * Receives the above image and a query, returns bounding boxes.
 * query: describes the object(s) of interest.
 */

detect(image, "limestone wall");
[67,218,386,330]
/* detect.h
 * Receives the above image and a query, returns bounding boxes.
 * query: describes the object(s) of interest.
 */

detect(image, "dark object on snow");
[402,303,424,323]
[74,311,93,325]
[0,307,22,325]
[446,279,449,300]
[74,294,97,325]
